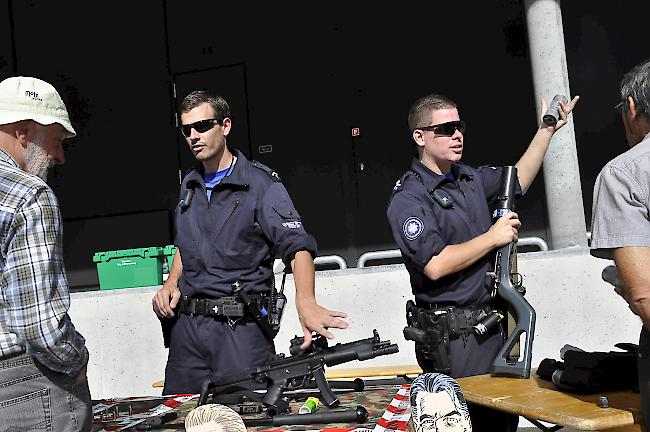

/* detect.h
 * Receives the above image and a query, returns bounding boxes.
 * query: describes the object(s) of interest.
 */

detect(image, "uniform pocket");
[272,203,304,231]
[272,203,301,221]
[0,387,51,431]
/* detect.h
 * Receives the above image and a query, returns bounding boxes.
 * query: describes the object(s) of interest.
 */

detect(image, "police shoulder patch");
[403,216,424,240]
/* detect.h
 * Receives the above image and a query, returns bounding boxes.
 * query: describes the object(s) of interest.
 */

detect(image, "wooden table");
[456,373,643,431]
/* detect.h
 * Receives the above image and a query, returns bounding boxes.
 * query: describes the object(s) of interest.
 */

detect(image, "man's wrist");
[295,295,316,308]
[164,277,180,287]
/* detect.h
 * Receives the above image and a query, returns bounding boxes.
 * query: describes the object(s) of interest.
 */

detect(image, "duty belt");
[404,301,498,374]
[178,294,267,319]
[412,303,493,338]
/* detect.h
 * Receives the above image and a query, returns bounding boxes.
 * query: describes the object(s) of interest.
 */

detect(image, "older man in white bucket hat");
[0,76,91,431]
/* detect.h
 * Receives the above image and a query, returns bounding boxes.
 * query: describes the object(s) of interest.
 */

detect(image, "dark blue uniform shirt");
[387,158,521,308]
[175,149,317,298]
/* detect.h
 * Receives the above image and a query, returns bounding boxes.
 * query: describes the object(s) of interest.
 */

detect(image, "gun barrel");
[368,344,399,358]
[323,342,399,366]
[493,166,517,219]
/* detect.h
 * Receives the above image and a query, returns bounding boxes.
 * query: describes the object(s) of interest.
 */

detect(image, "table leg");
[525,417,564,431]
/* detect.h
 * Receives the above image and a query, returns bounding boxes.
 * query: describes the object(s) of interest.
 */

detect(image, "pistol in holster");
[403,300,452,375]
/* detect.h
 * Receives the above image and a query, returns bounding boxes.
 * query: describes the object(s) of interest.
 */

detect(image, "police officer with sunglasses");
[387,93,578,431]
[152,90,348,394]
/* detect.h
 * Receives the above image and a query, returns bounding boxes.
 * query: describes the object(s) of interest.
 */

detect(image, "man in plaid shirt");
[0,77,91,431]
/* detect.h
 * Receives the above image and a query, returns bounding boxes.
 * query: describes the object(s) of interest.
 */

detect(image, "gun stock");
[491,242,536,378]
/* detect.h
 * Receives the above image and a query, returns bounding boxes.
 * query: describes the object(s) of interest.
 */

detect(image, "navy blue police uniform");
[387,158,521,431]
[163,148,317,394]
[387,158,523,376]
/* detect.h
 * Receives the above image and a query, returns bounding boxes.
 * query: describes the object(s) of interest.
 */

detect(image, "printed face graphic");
[416,390,471,432]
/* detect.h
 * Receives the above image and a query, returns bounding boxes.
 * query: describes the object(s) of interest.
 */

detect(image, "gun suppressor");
[542,94,568,126]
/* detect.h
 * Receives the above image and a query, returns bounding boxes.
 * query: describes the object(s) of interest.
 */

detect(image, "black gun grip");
[263,382,286,410]
[403,326,426,344]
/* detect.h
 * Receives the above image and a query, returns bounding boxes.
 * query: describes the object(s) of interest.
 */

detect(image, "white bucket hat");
[0,76,76,138]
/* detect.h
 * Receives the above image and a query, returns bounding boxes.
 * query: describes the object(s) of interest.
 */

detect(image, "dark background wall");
[0,1,647,288]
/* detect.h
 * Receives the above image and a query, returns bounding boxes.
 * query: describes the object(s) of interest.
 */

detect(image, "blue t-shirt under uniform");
[204,161,236,201]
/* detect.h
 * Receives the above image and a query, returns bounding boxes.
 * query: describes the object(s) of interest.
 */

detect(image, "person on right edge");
[387,92,578,431]
[590,58,650,429]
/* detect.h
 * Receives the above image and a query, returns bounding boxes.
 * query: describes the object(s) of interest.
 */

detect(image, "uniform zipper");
[223,200,241,225]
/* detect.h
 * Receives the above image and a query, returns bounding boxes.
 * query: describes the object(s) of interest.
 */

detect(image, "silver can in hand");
[543,94,569,126]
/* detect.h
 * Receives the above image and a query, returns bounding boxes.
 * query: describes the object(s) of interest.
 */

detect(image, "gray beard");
[24,144,50,181]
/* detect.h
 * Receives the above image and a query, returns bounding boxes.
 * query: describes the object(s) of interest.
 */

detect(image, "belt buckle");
[195,299,208,315]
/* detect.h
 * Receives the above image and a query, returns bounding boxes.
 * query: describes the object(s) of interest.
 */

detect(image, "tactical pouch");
[447,308,478,338]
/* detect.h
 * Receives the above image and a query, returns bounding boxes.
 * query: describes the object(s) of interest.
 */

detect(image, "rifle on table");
[489,166,536,379]
[197,329,398,415]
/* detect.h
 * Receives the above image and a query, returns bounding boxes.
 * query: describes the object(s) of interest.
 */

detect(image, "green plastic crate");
[93,246,170,290]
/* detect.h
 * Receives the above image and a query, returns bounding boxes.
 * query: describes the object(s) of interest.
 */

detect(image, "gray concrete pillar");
[524,0,588,248]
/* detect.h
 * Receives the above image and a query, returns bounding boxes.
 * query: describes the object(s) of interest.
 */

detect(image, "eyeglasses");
[614,100,627,112]
[181,118,219,137]
[416,120,466,136]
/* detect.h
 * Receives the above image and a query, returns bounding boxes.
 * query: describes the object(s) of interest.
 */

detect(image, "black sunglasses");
[416,120,466,136]
[181,118,219,137]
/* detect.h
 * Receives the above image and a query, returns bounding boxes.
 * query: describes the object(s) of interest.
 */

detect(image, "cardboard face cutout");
[409,373,472,432]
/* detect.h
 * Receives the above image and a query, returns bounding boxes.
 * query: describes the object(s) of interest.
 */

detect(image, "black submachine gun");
[197,329,398,416]
[489,166,536,378]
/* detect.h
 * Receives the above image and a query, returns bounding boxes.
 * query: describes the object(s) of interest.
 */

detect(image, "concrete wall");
[69,246,642,399]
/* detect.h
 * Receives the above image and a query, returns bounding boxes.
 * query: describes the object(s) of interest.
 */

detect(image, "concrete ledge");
[68,246,641,399]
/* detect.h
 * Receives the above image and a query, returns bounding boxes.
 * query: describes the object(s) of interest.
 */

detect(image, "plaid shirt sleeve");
[4,184,88,377]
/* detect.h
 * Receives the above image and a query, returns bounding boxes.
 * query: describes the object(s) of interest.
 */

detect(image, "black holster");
[403,300,451,374]
[403,301,493,375]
